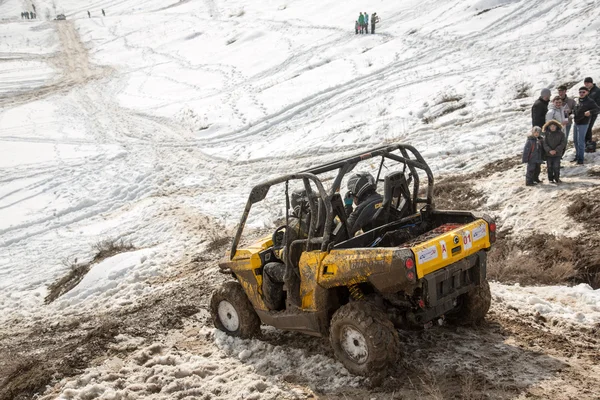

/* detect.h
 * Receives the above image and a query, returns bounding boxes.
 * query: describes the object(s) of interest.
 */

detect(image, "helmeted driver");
[263,189,311,310]
[344,172,384,236]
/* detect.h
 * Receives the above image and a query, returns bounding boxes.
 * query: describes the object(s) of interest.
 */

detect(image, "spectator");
[29,11,33,19]
[522,126,544,186]
[572,86,600,164]
[542,120,567,183]
[584,77,600,143]
[557,85,575,148]
[532,88,551,127]
[371,12,380,34]
[32,12,36,19]
[364,12,369,33]
[88,10,91,18]
[102,9,106,16]
[546,96,568,126]
[358,13,365,34]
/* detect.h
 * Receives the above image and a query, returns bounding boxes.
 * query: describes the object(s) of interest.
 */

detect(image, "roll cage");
[230,143,434,260]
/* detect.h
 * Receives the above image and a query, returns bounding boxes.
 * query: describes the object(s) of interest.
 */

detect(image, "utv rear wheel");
[329,302,399,377]
[453,280,491,325]
[210,281,261,338]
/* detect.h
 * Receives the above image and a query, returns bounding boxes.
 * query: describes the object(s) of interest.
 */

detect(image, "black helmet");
[347,172,376,199]
[290,189,309,216]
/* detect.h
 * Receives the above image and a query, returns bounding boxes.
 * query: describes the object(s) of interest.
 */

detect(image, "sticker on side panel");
[472,224,486,242]
[417,245,439,264]
[439,240,448,260]
[462,230,473,250]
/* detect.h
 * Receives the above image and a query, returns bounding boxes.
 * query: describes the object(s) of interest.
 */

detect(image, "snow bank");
[492,282,600,326]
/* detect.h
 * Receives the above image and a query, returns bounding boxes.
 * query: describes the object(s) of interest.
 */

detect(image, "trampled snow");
[1,0,600,397]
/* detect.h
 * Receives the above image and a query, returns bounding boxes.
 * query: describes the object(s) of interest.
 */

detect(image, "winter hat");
[542,120,562,132]
[540,88,551,97]
[532,126,542,134]
[579,86,589,92]
[584,77,593,83]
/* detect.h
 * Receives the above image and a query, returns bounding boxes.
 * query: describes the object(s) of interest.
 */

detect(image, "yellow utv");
[210,143,496,377]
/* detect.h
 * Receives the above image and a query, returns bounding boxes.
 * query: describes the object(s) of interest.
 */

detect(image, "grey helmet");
[347,172,376,199]
[290,189,309,216]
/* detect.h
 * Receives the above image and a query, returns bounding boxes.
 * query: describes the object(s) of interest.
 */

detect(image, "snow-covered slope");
[1,0,600,398]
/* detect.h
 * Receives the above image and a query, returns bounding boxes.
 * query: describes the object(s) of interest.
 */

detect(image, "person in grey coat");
[522,126,544,186]
[546,96,569,126]
[557,85,575,143]
[542,120,567,183]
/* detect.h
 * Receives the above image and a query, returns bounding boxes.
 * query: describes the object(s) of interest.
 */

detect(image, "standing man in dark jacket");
[344,172,384,236]
[572,86,600,164]
[542,120,567,183]
[532,88,551,127]
[371,13,379,34]
[584,77,600,143]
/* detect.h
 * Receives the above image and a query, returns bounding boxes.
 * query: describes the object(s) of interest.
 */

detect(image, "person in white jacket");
[546,96,569,127]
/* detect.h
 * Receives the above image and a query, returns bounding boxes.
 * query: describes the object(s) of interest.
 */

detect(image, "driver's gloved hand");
[344,191,354,207]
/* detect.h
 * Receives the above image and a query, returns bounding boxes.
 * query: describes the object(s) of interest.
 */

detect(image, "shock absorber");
[348,284,365,301]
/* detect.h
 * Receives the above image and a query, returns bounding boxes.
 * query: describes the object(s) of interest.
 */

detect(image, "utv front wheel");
[210,281,261,338]
[329,302,400,377]
[452,280,492,325]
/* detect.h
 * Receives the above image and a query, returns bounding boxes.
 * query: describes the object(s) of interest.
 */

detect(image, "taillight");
[489,222,497,243]
[405,257,415,281]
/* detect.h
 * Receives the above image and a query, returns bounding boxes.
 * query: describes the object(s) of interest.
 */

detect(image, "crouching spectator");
[522,126,544,186]
[542,120,567,183]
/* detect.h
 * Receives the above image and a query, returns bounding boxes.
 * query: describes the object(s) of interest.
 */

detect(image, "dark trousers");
[585,114,597,143]
[546,158,560,181]
[371,24,375,34]
[263,262,286,310]
[526,162,540,184]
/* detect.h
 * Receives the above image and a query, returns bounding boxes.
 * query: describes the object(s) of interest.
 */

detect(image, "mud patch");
[468,155,521,180]
[0,261,208,400]
[567,188,600,229]
[44,263,91,304]
[435,155,520,210]
[0,318,120,400]
[45,239,135,304]
[434,178,486,210]
[488,229,600,288]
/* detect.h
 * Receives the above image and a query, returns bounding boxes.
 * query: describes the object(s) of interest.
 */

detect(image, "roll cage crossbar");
[229,143,434,260]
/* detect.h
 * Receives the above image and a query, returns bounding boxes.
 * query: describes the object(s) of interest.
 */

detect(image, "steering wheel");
[272,225,288,248]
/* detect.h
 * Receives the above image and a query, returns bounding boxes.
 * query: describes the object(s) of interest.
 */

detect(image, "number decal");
[462,230,472,250]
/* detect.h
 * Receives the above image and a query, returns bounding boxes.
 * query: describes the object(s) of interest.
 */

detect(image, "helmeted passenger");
[344,172,384,236]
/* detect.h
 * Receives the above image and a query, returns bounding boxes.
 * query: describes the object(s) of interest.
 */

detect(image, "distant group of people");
[87,9,106,18]
[524,77,600,185]
[20,11,37,19]
[355,12,379,34]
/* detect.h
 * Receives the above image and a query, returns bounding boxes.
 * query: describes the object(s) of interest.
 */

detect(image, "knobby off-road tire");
[210,281,261,338]
[454,280,492,325]
[329,301,400,377]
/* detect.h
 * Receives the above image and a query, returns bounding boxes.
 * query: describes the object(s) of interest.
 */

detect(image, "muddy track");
[3,255,598,400]
[0,20,112,109]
